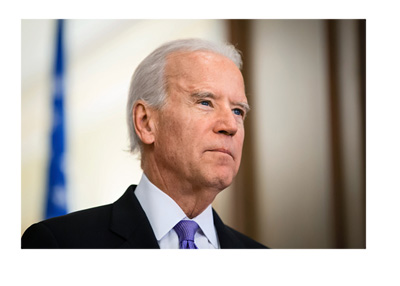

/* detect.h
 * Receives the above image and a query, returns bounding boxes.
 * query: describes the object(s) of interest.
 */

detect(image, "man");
[22,38,267,249]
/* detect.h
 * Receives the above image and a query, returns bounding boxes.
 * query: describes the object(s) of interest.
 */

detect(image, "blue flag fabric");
[45,19,67,219]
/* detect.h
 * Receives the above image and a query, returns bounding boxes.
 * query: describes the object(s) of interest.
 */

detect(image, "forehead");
[165,50,238,75]
[165,50,246,99]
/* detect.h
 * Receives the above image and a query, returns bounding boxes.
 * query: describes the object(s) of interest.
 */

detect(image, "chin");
[203,170,235,191]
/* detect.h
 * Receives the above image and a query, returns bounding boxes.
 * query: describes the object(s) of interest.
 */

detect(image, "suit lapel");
[109,185,160,249]
[213,209,246,249]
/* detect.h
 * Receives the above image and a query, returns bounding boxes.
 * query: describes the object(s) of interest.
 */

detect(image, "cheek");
[156,111,194,155]
[234,132,245,164]
[235,129,245,150]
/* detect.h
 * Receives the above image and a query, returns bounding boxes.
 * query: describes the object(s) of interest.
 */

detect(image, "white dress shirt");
[134,174,220,249]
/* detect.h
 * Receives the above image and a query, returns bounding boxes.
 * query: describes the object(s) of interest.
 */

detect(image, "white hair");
[126,38,243,154]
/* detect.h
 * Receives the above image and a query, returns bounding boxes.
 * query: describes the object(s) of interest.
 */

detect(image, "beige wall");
[251,20,334,248]
[244,20,365,248]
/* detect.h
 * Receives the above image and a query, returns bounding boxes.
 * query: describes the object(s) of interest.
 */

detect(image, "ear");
[133,100,157,145]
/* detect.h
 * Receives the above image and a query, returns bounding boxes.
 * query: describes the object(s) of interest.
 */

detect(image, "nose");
[213,108,238,136]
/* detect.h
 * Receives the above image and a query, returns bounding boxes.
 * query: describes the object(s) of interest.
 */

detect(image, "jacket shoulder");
[21,204,119,248]
[224,225,268,249]
[212,209,268,249]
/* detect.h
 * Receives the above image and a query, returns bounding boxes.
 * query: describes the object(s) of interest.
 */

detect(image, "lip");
[207,148,233,158]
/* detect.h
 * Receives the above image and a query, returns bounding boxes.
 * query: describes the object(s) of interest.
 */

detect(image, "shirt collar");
[134,173,219,248]
[191,204,219,248]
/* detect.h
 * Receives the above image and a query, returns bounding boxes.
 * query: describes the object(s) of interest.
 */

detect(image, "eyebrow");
[191,91,251,114]
[191,91,216,100]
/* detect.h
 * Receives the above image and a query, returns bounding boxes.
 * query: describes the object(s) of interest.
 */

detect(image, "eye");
[199,100,212,107]
[233,108,244,117]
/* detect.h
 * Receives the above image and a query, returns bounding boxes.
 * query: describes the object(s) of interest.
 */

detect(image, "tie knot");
[173,220,199,249]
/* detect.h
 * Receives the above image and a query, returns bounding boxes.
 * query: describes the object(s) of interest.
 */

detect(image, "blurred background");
[21,19,365,248]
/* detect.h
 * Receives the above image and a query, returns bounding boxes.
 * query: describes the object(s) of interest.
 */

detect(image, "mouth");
[207,148,233,158]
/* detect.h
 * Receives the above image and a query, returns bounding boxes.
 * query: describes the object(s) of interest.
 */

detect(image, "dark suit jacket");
[21,185,267,249]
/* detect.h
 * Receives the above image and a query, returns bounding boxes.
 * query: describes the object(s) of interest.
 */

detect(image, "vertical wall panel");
[336,20,366,248]
[251,20,334,248]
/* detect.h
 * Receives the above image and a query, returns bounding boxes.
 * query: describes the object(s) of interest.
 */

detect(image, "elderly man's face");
[153,51,248,191]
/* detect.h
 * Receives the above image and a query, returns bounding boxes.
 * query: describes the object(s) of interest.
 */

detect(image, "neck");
[142,157,221,219]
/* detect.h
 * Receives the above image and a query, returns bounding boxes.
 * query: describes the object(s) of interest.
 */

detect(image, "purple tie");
[173,220,199,249]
